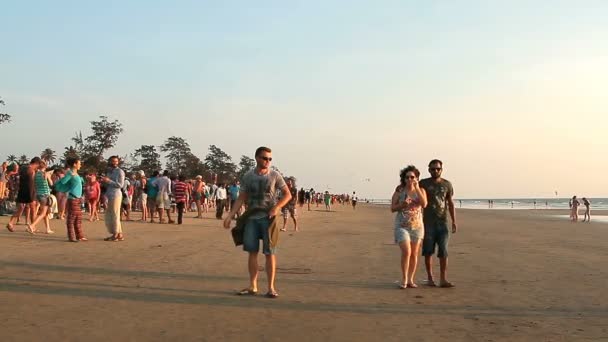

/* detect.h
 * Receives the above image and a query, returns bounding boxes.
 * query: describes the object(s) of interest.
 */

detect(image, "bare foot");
[46,230,55,234]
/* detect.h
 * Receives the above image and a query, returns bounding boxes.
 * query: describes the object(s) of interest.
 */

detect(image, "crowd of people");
[0,148,459,299]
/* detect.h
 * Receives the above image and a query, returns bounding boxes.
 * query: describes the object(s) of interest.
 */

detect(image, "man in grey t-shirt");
[224,146,291,299]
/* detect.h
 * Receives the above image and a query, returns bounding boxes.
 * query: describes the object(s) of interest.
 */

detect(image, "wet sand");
[0,205,606,341]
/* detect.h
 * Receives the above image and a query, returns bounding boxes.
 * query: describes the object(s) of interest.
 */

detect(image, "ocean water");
[367,198,608,210]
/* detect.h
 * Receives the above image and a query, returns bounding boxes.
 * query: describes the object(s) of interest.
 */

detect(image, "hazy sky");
[2,1,607,199]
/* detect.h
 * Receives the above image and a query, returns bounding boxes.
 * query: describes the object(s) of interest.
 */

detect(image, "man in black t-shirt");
[419,159,458,288]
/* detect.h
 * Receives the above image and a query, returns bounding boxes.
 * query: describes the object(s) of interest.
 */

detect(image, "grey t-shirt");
[241,169,286,219]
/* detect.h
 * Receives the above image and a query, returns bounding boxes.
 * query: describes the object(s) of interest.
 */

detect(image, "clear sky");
[1,1,607,199]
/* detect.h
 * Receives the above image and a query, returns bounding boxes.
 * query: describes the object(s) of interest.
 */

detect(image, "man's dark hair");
[163,170,170,176]
[255,146,272,157]
[30,157,42,164]
[400,165,421,186]
[108,155,119,161]
[428,159,443,168]
[178,174,186,182]
[66,157,80,168]
[152,171,159,177]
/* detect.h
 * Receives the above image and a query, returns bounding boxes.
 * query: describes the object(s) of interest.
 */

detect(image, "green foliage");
[132,145,162,176]
[237,155,256,179]
[18,154,28,165]
[84,116,124,157]
[40,148,56,165]
[160,136,192,174]
[0,97,11,125]
[204,145,237,183]
[6,155,16,162]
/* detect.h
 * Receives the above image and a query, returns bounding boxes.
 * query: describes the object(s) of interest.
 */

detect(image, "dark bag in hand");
[231,224,244,246]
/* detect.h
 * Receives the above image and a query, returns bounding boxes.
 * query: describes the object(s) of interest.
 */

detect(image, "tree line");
[3,114,277,183]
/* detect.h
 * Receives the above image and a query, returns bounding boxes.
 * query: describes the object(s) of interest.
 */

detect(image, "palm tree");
[6,154,16,162]
[18,155,29,165]
[41,148,56,165]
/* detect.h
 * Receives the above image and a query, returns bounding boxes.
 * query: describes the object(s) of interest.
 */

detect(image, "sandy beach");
[0,205,606,341]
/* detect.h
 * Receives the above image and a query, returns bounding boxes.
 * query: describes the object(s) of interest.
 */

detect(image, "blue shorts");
[422,221,450,258]
[243,216,276,255]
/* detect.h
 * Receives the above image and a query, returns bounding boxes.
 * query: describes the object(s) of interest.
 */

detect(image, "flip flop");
[407,283,418,288]
[26,225,36,235]
[236,288,258,296]
[439,281,455,288]
[398,283,407,289]
[423,279,437,287]
[265,291,279,298]
[78,237,88,241]
[104,236,116,241]
[6,224,14,232]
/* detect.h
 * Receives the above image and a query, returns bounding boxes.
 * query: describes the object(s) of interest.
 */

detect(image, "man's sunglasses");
[429,168,442,171]
[259,156,272,162]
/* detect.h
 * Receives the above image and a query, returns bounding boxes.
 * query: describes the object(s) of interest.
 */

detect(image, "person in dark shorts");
[280,177,299,232]
[419,159,458,288]
[6,157,40,233]
[351,191,358,210]
[223,146,291,299]
[297,187,305,208]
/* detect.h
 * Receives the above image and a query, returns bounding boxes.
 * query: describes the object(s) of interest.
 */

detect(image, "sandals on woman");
[236,288,258,296]
[265,291,279,298]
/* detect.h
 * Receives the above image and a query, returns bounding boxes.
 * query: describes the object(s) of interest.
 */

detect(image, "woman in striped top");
[28,160,55,234]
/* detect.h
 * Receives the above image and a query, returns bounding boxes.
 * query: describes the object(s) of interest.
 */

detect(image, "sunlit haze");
[2,1,607,199]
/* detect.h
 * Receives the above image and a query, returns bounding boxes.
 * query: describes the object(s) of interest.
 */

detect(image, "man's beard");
[431,174,441,179]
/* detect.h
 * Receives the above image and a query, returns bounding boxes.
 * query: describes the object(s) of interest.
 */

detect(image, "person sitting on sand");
[391,165,427,289]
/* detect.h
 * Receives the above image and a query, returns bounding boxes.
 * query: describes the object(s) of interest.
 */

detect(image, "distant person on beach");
[298,187,305,208]
[6,158,40,232]
[570,196,580,222]
[55,157,86,242]
[307,188,315,211]
[137,171,148,222]
[173,175,188,224]
[582,197,591,222]
[102,156,125,241]
[280,177,298,232]
[223,146,291,299]
[420,159,457,288]
[153,170,173,224]
[85,173,101,221]
[391,165,427,289]
[215,183,227,219]
[352,191,358,210]
[27,160,55,234]
[146,171,159,223]
[0,162,8,200]
[324,191,331,211]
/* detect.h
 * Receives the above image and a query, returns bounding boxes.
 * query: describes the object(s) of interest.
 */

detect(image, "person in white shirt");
[215,183,227,219]
[152,170,174,224]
